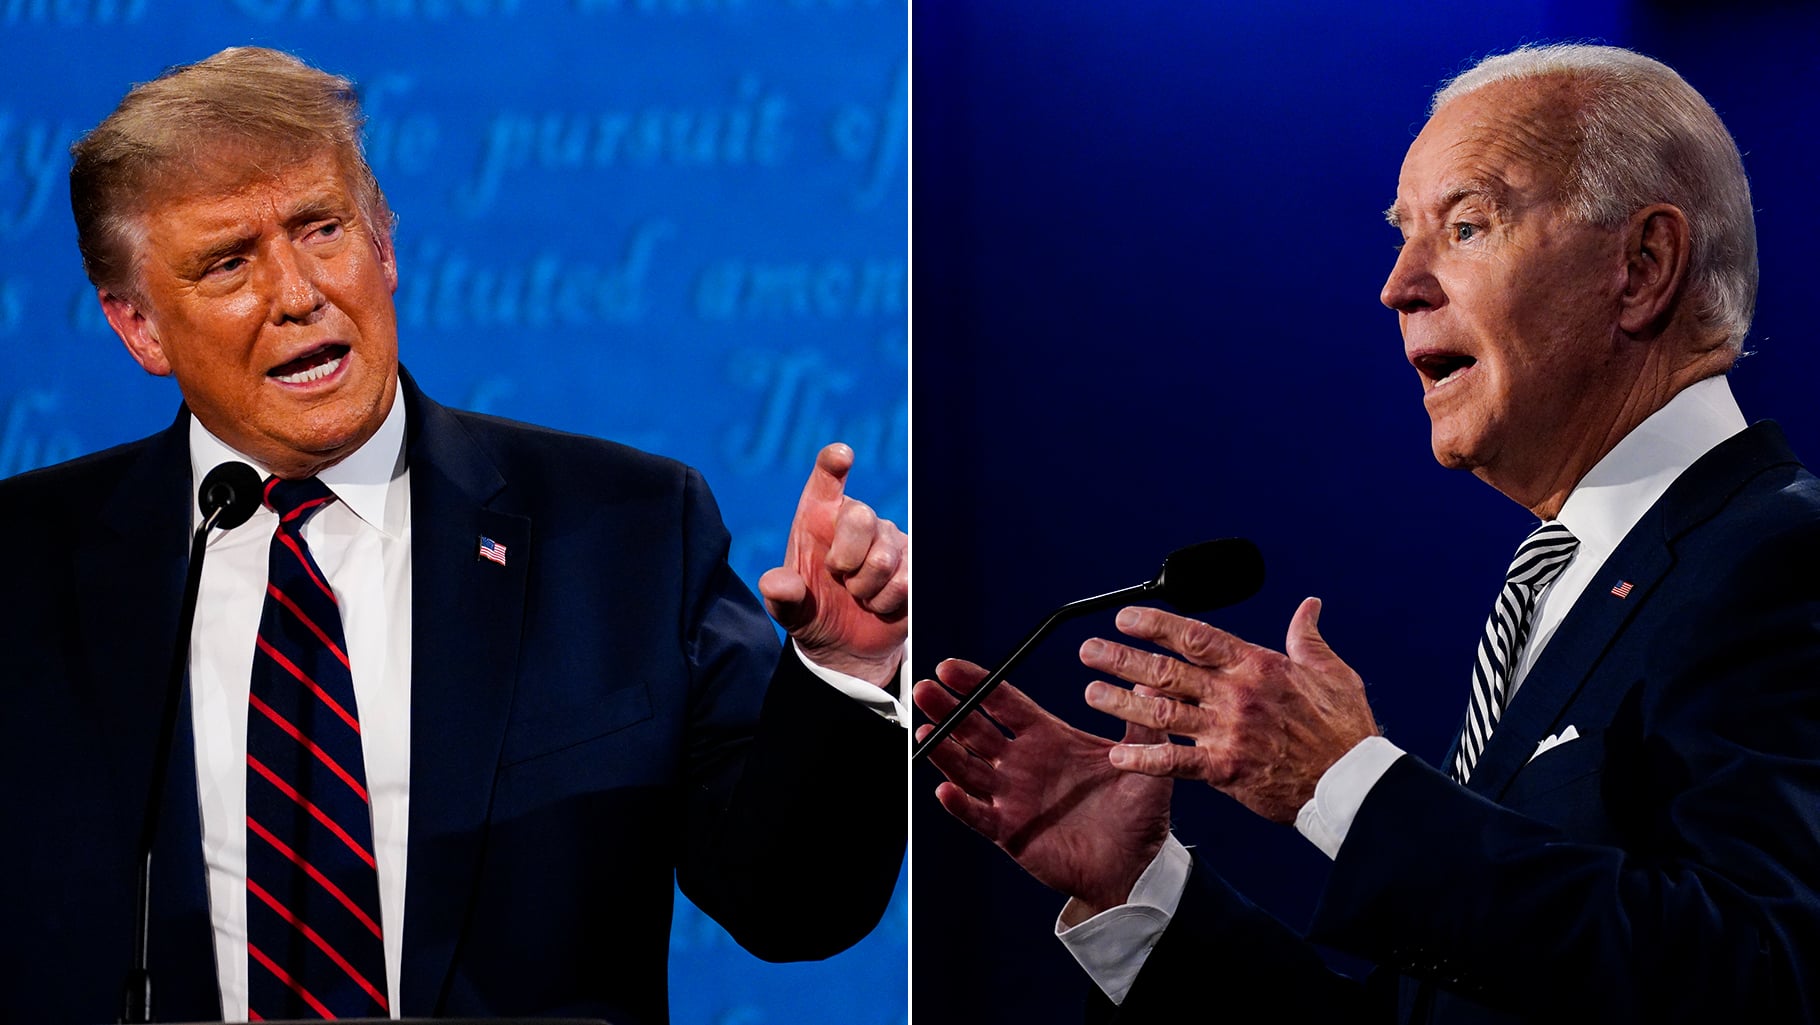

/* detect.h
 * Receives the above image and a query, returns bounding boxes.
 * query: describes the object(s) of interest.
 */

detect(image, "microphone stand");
[911,581,1157,763]
[122,507,226,1025]
[123,464,260,1025]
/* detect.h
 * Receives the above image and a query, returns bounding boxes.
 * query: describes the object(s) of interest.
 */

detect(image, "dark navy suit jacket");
[1100,421,1820,1024]
[0,373,906,1023]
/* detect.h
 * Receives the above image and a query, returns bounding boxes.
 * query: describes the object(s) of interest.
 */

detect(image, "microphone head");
[1151,538,1265,612]
[198,462,263,530]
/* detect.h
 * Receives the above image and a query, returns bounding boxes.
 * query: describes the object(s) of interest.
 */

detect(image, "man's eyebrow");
[1384,177,1511,231]
[183,231,257,273]
[283,196,345,228]
[1438,177,1511,215]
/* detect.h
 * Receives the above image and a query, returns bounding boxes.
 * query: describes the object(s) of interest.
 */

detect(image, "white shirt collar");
[187,383,409,536]
[1552,375,1747,556]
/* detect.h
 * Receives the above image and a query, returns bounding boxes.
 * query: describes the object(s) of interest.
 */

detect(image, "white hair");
[1434,44,1757,351]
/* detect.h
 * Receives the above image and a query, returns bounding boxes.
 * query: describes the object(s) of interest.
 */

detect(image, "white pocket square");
[1529,725,1581,763]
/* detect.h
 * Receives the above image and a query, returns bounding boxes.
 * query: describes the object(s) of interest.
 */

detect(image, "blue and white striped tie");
[1451,522,1579,784]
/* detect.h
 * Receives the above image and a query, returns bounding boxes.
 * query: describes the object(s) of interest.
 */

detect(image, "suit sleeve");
[669,467,907,962]
[1304,525,1820,1022]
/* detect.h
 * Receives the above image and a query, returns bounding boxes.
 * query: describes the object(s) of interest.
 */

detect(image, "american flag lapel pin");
[1610,579,1633,599]
[477,536,508,566]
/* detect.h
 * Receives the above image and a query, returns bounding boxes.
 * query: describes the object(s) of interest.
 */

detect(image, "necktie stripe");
[1456,706,1485,753]
[1515,530,1576,554]
[248,878,390,1010]
[254,635,362,734]
[1506,555,1553,582]
[1493,590,1526,630]
[248,941,336,1019]
[265,583,352,668]
[1490,603,1522,640]
[247,816,385,938]
[275,529,337,603]
[1476,637,1508,682]
[1451,522,1579,784]
[280,496,335,524]
[1466,679,1492,730]
[1516,534,1576,555]
[248,754,378,869]
[249,694,371,801]
[242,852,384,997]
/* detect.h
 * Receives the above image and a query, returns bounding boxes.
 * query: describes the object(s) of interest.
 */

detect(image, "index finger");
[1113,606,1250,669]
[797,441,855,509]
[930,657,1052,736]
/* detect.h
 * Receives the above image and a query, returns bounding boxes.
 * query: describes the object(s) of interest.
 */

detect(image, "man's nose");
[267,240,326,323]
[1380,236,1442,313]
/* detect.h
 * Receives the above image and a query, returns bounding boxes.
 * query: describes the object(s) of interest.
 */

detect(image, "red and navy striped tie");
[245,477,388,1019]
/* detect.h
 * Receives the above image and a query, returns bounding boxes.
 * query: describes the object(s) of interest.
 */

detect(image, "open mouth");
[1412,351,1476,389]
[267,344,349,385]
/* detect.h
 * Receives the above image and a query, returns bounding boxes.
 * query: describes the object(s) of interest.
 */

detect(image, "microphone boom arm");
[910,537,1263,765]
[911,580,1156,762]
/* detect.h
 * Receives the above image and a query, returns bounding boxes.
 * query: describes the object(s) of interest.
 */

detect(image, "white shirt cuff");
[1055,833,1192,1005]
[793,640,908,725]
[1294,736,1406,860]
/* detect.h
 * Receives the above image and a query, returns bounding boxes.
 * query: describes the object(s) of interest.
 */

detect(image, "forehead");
[139,150,356,243]
[1395,78,1583,213]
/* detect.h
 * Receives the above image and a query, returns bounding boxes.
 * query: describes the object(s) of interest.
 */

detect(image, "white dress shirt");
[1061,376,1749,1002]
[185,385,906,1018]
[188,395,414,1021]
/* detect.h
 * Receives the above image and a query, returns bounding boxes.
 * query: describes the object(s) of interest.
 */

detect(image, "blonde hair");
[69,46,394,298]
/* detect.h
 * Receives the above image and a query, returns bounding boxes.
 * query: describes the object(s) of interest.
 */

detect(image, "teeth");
[274,354,343,385]
[1434,365,1466,388]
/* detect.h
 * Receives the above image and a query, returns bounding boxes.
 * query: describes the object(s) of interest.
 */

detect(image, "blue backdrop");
[912,1,1820,1021]
[0,3,905,1023]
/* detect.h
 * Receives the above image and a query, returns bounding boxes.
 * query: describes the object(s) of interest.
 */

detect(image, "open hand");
[1080,599,1378,823]
[915,659,1173,916]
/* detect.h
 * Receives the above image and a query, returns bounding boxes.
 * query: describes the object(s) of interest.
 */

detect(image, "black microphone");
[198,461,263,531]
[912,538,1264,762]
[123,461,262,1025]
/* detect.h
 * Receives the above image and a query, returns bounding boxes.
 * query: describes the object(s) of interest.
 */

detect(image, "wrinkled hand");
[915,659,1173,917]
[759,443,907,687]
[1080,599,1379,824]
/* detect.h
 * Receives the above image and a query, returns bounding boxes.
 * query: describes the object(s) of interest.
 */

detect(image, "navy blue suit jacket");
[0,373,906,1023]
[1102,421,1820,1024]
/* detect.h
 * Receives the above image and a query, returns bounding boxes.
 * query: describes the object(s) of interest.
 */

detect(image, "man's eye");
[314,222,342,239]
[1453,222,1479,242]
[208,257,246,276]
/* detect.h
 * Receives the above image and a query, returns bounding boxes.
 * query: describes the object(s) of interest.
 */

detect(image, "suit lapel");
[74,412,222,1017]
[397,375,530,1014]
[1465,422,1801,799]
[1468,538,1672,798]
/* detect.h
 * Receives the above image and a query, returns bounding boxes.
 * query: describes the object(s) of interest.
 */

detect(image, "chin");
[1433,452,1480,472]
[1428,429,1489,472]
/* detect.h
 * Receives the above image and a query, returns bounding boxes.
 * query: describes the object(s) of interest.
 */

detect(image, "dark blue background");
[0,3,905,1023]
[911,1,1820,1020]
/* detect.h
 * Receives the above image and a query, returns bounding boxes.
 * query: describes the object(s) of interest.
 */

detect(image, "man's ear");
[376,229,398,295]
[1618,203,1692,338]
[99,288,172,377]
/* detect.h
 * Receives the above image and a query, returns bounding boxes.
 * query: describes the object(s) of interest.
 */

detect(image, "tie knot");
[263,476,337,526]
[1506,521,1579,590]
